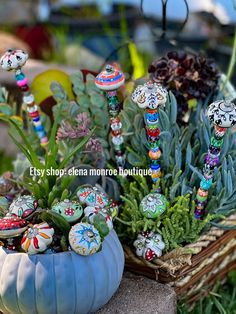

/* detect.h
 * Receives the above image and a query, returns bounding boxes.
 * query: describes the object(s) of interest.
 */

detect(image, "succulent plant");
[116,91,236,248]
[148,51,220,119]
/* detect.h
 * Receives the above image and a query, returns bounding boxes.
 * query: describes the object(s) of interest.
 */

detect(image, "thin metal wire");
[100,0,189,70]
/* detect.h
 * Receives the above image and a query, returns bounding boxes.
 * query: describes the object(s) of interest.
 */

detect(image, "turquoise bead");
[15,72,25,81]
[200,178,213,190]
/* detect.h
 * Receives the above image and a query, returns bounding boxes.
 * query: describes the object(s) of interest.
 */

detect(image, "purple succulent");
[85,138,102,153]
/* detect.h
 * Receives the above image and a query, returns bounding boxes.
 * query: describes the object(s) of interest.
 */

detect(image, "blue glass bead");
[32,116,40,122]
[150,164,160,170]
[15,72,25,81]
[145,111,158,122]
[200,178,213,190]
[37,131,46,138]
[34,125,44,132]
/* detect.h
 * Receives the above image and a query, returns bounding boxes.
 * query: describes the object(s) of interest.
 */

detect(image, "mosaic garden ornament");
[132,82,167,183]
[0,49,48,147]
[133,231,165,261]
[51,199,83,223]
[21,222,54,255]
[140,193,167,219]
[95,65,126,168]
[194,100,236,219]
[69,222,101,255]
[9,195,38,219]
[84,206,113,230]
[77,186,109,208]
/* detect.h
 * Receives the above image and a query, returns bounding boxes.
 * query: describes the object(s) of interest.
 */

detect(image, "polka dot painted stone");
[69,223,101,256]
[51,199,83,223]
[139,193,168,219]
[9,195,38,219]
[0,214,28,239]
[95,64,125,91]
[0,49,28,71]
[77,187,109,208]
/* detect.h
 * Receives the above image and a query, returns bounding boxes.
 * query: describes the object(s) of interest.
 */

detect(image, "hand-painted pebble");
[132,82,167,109]
[0,49,28,70]
[84,206,113,230]
[0,214,28,239]
[95,64,125,91]
[9,195,38,218]
[21,222,54,255]
[51,199,83,223]
[133,231,165,261]
[69,222,101,255]
[207,100,236,128]
[77,187,109,208]
[140,193,167,219]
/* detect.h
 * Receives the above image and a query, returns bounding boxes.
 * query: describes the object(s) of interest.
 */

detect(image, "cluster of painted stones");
[0,49,48,147]
[95,65,126,168]
[195,100,236,219]
[132,82,167,182]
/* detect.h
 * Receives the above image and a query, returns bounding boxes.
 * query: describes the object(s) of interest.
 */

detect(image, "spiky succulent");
[148,51,220,118]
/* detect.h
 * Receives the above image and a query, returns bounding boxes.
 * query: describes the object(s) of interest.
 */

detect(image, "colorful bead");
[200,178,213,190]
[210,136,223,148]
[16,78,28,87]
[140,193,167,219]
[149,149,161,160]
[205,154,220,167]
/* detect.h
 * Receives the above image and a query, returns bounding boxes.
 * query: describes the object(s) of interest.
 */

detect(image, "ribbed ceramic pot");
[0,230,124,314]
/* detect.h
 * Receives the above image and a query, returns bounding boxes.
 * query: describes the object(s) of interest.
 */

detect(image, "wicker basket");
[124,214,236,302]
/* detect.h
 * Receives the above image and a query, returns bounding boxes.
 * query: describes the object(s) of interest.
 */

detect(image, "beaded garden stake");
[131,82,167,183]
[0,49,48,147]
[194,100,236,219]
[95,65,125,168]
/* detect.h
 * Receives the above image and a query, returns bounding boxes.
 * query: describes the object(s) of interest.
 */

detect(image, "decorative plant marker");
[133,231,165,261]
[69,222,101,255]
[51,199,83,223]
[84,206,113,230]
[21,222,54,255]
[0,214,28,250]
[131,82,167,183]
[0,49,48,147]
[95,65,126,168]
[77,186,109,208]
[139,193,167,219]
[9,195,38,219]
[194,100,236,219]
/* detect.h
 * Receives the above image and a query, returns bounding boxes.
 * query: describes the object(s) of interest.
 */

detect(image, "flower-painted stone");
[207,100,236,128]
[69,223,101,255]
[84,206,113,230]
[51,199,83,223]
[21,222,54,255]
[0,214,28,239]
[77,187,109,208]
[132,82,167,109]
[0,49,28,71]
[133,231,165,261]
[140,193,167,219]
[95,64,125,91]
[9,195,38,219]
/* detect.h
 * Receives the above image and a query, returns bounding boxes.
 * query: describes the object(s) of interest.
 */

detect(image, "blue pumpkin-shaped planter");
[0,230,124,314]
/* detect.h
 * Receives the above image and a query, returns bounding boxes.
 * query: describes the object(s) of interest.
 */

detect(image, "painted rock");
[77,187,109,208]
[95,64,125,91]
[51,199,83,223]
[69,222,101,256]
[9,195,38,219]
[0,49,28,71]
[133,231,165,261]
[0,214,28,239]
[207,100,236,128]
[21,222,54,255]
[139,193,167,218]
[132,82,167,109]
[84,206,113,230]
